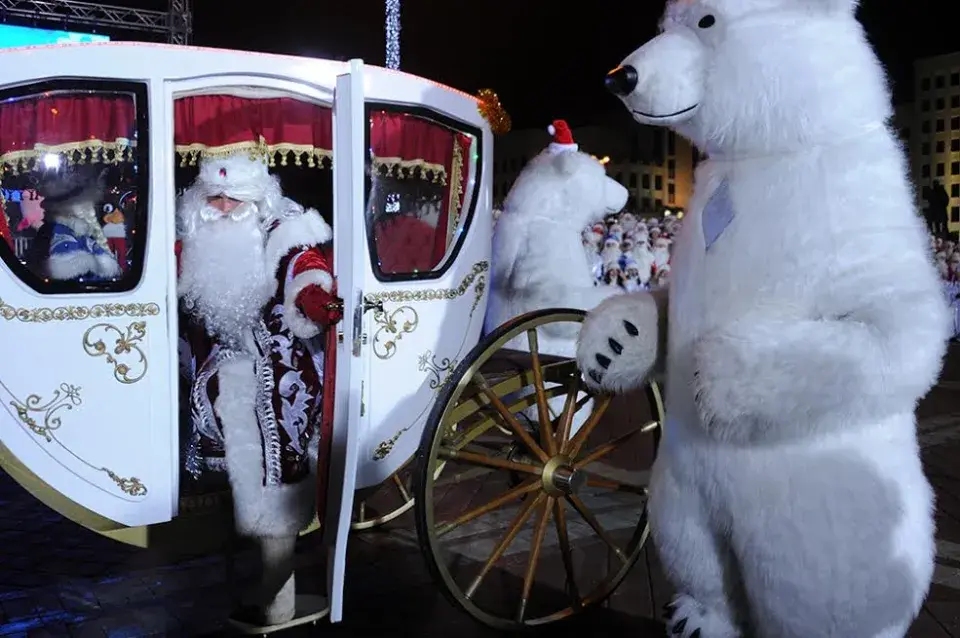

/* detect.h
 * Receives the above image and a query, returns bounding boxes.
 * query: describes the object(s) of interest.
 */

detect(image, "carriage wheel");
[351,461,417,531]
[414,309,663,630]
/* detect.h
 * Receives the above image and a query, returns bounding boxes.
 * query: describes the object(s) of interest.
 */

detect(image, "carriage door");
[0,79,177,529]
[354,76,488,488]
[325,60,368,623]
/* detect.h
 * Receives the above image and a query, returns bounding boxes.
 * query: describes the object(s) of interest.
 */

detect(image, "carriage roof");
[0,41,489,133]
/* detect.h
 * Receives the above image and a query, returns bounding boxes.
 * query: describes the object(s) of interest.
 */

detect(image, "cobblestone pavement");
[3,346,960,637]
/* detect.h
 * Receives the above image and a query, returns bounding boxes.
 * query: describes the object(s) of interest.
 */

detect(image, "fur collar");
[265,209,332,275]
[49,213,96,237]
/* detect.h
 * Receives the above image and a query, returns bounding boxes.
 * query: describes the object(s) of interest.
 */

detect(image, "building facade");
[492,112,697,217]
[904,52,960,231]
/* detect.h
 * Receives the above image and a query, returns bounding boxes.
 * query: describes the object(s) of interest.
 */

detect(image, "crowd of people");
[576,218,960,338]
[581,210,680,290]
[931,235,960,339]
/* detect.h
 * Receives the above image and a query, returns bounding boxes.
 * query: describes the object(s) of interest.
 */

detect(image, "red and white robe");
[177,210,341,538]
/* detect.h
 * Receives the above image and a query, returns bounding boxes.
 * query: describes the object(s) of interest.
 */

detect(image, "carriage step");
[227,595,330,635]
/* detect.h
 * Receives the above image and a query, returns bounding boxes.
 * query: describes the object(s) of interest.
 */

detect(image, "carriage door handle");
[362,298,384,315]
[352,290,365,357]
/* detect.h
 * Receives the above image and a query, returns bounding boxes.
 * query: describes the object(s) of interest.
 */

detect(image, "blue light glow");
[0,24,110,49]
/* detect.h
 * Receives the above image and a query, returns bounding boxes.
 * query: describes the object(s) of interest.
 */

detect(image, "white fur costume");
[36,169,121,281]
[485,134,627,358]
[177,152,334,628]
[578,1,951,637]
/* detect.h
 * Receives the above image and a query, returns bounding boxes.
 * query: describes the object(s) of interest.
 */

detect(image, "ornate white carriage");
[0,42,662,631]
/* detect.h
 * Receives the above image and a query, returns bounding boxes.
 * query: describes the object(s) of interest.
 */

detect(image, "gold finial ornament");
[476,89,512,135]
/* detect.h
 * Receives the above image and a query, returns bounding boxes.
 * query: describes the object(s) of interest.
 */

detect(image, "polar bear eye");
[698,14,716,28]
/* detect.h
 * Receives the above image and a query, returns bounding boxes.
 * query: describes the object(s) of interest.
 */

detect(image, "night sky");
[186,1,954,128]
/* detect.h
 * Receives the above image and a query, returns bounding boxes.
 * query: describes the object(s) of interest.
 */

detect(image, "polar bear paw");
[663,594,741,638]
[576,292,661,394]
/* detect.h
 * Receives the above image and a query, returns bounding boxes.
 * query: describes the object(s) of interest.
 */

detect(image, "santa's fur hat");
[177,151,285,239]
[546,119,578,154]
[195,152,278,203]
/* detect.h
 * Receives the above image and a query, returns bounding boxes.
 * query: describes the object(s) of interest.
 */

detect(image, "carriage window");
[366,107,480,280]
[0,83,147,293]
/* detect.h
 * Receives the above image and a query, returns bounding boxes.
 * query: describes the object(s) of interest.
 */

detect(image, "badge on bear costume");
[702,179,734,250]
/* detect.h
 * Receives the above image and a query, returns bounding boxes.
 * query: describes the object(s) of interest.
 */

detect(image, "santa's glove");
[296,284,344,327]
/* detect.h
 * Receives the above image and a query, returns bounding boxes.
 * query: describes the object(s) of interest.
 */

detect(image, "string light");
[385,0,401,70]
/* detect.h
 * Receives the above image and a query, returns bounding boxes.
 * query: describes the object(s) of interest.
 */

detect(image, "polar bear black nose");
[605,66,638,96]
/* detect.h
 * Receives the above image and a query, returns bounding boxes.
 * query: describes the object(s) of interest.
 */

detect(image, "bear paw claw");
[577,302,653,394]
[663,594,739,638]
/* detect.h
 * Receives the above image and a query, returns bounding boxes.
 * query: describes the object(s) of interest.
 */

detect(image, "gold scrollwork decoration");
[372,432,402,462]
[372,348,460,461]
[471,275,487,318]
[3,381,148,497]
[372,306,419,360]
[82,321,149,384]
[11,382,82,442]
[0,297,160,323]
[418,350,457,390]
[363,261,489,304]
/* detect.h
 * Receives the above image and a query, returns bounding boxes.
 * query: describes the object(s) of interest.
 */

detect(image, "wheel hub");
[541,455,584,497]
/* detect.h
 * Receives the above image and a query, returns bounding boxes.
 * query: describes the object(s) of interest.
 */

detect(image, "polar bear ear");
[813,0,860,14]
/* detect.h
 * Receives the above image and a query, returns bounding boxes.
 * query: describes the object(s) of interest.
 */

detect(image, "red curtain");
[0,196,11,251]
[0,94,136,173]
[369,111,475,266]
[447,132,474,251]
[369,110,455,184]
[174,95,333,168]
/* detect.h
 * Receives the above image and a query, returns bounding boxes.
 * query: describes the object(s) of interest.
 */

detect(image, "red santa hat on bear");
[546,119,578,154]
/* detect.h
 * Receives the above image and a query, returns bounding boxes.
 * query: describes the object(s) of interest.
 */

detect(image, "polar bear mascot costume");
[486,119,627,356]
[578,1,951,637]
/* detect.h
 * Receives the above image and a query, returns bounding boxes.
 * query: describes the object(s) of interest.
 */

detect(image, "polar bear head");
[504,148,628,230]
[605,0,889,156]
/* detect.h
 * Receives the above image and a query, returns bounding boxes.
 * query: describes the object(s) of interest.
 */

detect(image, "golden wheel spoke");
[433,465,493,488]
[421,313,665,629]
[438,447,542,476]
[574,420,659,468]
[517,495,555,622]
[473,372,550,463]
[566,493,627,563]
[391,473,412,502]
[562,395,613,456]
[461,441,510,456]
[527,328,558,457]
[436,478,541,537]
[465,493,546,599]
[554,374,582,449]
[449,416,502,452]
[553,498,581,606]
[584,472,648,496]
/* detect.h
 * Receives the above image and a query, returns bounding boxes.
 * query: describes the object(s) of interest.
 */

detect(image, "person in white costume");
[631,239,656,288]
[485,118,627,357]
[34,167,121,282]
[651,236,672,273]
[579,0,951,636]
[176,151,340,631]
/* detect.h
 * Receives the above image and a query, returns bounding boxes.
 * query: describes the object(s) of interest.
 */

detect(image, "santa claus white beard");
[179,210,276,347]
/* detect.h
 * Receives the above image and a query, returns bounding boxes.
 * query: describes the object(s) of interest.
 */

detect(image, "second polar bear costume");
[579,1,950,637]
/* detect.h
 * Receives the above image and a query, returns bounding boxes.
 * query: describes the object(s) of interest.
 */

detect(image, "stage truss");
[0,0,191,44]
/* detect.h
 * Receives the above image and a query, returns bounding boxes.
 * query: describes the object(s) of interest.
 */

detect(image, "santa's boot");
[230,535,297,627]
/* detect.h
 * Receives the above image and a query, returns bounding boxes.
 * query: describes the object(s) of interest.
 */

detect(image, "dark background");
[14,0,954,127]
[185,0,955,128]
